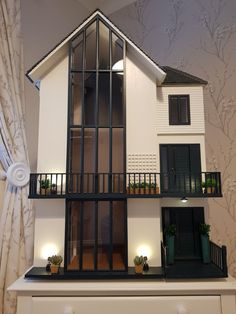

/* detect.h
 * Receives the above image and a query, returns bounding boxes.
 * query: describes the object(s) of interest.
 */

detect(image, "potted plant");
[149,182,160,194]
[48,255,63,274]
[139,182,149,194]
[127,182,136,194]
[50,183,57,194]
[199,223,211,263]
[165,224,176,264]
[206,178,216,194]
[39,179,51,195]
[133,255,144,274]
[202,178,216,194]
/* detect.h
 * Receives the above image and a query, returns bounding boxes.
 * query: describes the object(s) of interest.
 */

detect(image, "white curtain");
[0,1,34,314]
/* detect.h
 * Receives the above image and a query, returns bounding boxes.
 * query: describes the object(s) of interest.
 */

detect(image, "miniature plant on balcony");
[201,178,216,194]
[39,178,51,195]
[148,182,160,194]
[139,182,149,194]
[48,255,63,274]
[133,255,144,274]
[50,183,57,195]
[199,223,211,264]
[165,224,176,265]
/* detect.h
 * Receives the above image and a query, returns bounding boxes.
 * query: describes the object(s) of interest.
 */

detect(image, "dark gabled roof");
[161,66,207,85]
[27,9,166,84]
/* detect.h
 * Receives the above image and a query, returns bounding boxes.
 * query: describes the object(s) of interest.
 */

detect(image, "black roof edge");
[25,9,101,82]
[161,66,208,85]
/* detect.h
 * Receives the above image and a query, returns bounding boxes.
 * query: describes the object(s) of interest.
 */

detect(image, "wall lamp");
[181,197,188,203]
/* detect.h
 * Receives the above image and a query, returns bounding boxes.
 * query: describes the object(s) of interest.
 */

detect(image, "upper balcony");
[29,172,222,199]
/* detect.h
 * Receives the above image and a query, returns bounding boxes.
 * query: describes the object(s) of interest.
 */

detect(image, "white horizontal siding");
[156,86,205,134]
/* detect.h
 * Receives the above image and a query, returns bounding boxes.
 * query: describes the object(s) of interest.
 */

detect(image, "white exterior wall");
[156,85,205,134]
[37,55,68,173]
[126,51,207,267]
[126,52,161,266]
[34,56,68,266]
[126,54,158,155]
[34,200,65,266]
[128,199,161,266]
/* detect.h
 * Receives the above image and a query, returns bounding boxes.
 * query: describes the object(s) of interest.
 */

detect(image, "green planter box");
[166,235,175,264]
[201,234,210,263]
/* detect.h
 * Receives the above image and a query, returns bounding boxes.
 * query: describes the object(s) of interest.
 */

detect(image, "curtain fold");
[0,1,34,313]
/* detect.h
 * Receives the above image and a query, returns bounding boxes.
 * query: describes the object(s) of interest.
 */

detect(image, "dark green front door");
[162,207,204,260]
[160,144,201,194]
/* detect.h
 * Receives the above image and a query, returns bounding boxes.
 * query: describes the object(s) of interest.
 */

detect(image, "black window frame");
[65,16,127,274]
[168,94,191,125]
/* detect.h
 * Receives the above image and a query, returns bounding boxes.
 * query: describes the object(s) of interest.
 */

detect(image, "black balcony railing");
[210,241,228,277]
[29,171,222,198]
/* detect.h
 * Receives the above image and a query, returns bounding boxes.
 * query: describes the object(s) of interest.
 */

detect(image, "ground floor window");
[65,200,127,271]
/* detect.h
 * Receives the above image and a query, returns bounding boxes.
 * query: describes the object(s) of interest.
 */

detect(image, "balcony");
[29,172,222,199]
[162,241,227,279]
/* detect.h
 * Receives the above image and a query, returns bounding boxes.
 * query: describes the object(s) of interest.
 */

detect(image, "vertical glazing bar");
[109,200,113,270]
[109,29,112,194]
[94,201,98,271]
[95,18,99,194]
[80,201,83,271]
[118,173,120,193]
[81,30,85,193]
[124,200,128,271]
[64,200,70,272]
[66,38,74,195]
[123,40,126,196]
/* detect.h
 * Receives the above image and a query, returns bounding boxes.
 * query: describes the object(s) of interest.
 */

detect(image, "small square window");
[169,95,190,125]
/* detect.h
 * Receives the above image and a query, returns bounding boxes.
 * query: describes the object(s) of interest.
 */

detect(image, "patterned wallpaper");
[111,0,236,276]
[20,0,236,276]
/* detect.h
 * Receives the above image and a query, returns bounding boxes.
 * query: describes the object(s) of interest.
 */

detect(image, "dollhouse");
[26,9,226,279]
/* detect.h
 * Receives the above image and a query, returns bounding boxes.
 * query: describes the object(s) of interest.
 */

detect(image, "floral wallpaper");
[21,0,236,277]
[111,0,236,276]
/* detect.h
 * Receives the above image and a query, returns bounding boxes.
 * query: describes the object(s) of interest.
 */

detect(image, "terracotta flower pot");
[40,188,50,195]
[135,264,143,274]
[50,264,60,274]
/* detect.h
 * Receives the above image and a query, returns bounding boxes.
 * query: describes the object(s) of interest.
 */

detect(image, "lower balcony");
[161,241,227,279]
[29,172,222,199]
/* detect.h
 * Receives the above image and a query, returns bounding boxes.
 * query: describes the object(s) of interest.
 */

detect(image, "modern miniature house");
[26,10,226,279]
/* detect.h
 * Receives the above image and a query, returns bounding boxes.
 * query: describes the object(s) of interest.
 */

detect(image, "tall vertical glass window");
[66,16,127,272]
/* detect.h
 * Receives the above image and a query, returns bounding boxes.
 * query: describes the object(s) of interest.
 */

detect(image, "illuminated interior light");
[136,244,152,258]
[112,59,123,74]
[41,243,59,260]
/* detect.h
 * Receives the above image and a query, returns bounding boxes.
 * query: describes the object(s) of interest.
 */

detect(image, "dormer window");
[169,94,190,125]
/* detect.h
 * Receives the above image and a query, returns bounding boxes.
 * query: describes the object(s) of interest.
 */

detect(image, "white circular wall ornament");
[6,162,30,187]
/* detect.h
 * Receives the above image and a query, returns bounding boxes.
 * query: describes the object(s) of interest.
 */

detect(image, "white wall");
[156,85,205,134]
[34,200,65,266]
[37,56,68,173]
[34,56,68,266]
[128,199,161,266]
[126,53,158,155]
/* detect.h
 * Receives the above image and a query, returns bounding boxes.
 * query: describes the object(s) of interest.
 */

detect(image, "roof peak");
[26,9,166,85]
